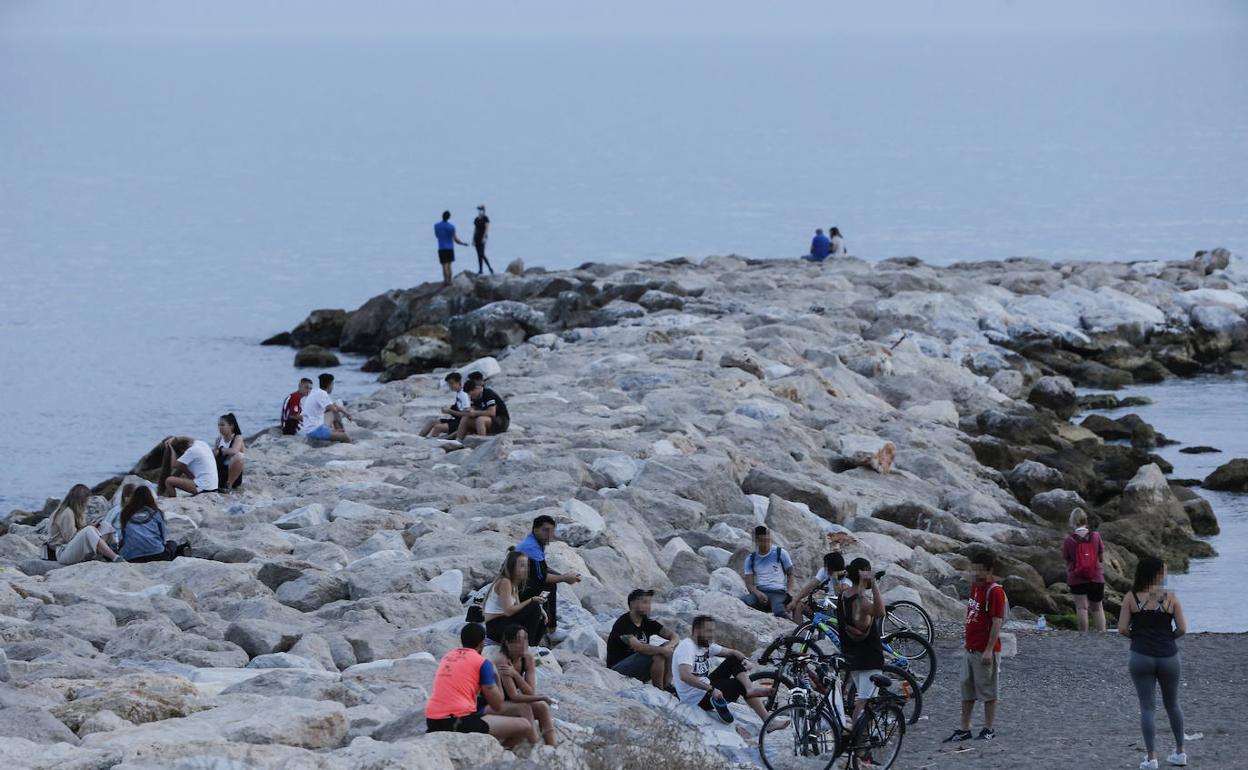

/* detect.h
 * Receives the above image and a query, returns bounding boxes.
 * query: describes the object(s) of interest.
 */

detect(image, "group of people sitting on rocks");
[41,481,190,565]
[157,414,248,498]
[281,373,354,444]
[419,371,510,440]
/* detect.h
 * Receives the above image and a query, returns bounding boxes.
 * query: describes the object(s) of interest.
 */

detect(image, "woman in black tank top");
[488,626,558,746]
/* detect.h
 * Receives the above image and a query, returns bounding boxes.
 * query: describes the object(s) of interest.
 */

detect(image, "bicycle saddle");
[870,674,893,690]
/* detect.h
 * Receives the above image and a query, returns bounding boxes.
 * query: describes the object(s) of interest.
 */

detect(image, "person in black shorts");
[473,205,494,275]
[434,210,469,288]
[424,623,535,748]
[457,379,510,439]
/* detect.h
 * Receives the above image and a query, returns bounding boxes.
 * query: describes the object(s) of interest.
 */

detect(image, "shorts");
[425,713,488,734]
[438,248,455,264]
[440,416,462,432]
[306,424,332,441]
[851,669,883,701]
[610,652,654,682]
[961,649,999,702]
[1070,582,1105,603]
[488,414,510,435]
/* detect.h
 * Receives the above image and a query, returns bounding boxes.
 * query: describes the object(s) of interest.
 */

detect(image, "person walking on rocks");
[491,625,558,746]
[741,525,794,618]
[435,210,470,288]
[281,377,312,435]
[299,373,353,443]
[606,589,679,689]
[516,515,581,640]
[1118,556,1188,769]
[483,548,548,644]
[674,615,786,730]
[473,204,494,275]
[425,623,537,747]
[43,483,123,564]
[213,413,246,491]
[944,550,1006,743]
[1063,508,1106,633]
[421,372,471,438]
[158,437,219,497]
[455,379,510,439]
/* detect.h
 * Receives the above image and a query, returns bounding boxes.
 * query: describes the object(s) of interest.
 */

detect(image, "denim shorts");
[307,424,331,440]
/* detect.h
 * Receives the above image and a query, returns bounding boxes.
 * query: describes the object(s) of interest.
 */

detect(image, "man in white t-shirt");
[299,373,352,443]
[159,436,220,497]
[741,525,795,618]
[421,372,471,438]
[673,615,784,730]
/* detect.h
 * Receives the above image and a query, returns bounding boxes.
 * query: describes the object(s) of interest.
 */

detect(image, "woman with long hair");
[1062,508,1106,632]
[1118,556,1187,769]
[214,413,246,491]
[117,486,184,562]
[489,625,557,746]
[483,548,547,643]
[44,483,122,564]
[159,436,219,497]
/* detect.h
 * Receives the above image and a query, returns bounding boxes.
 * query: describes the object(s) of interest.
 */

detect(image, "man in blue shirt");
[802,228,831,262]
[434,210,470,287]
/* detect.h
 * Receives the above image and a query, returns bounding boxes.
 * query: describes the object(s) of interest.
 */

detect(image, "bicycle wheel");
[848,703,905,770]
[750,669,795,714]
[881,631,937,692]
[883,600,933,647]
[845,664,923,725]
[759,635,831,679]
[758,702,841,770]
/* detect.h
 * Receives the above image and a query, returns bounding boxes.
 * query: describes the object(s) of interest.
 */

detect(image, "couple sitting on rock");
[479,516,581,645]
[283,372,353,444]
[421,370,510,440]
[41,483,189,565]
[157,414,248,497]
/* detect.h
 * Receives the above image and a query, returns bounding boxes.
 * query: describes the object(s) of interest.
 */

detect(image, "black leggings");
[698,655,749,708]
[474,242,493,274]
[485,601,545,644]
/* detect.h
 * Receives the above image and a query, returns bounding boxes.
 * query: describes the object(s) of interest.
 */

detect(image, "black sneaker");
[976,728,996,741]
[942,729,973,743]
[709,695,734,724]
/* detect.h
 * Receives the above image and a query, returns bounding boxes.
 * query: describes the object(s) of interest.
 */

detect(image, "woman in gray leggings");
[1118,556,1188,769]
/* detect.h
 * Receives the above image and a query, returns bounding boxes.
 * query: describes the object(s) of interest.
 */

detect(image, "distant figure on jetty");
[473,205,494,275]
[944,550,1006,744]
[299,373,353,443]
[421,372,471,438]
[455,379,510,439]
[281,377,312,435]
[1119,556,1187,770]
[435,210,470,288]
[159,437,220,498]
[741,525,794,618]
[214,413,245,492]
[829,226,846,257]
[490,625,558,746]
[802,228,831,262]
[516,515,582,641]
[606,589,679,690]
[1063,508,1106,633]
[424,623,537,747]
[42,483,123,564]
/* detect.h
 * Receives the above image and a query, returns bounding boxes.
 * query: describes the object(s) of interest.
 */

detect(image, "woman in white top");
[44,483,122,564]
[214,413,246,491]
[158,436,220,497]
[829,227,846,257]
[483,548,548,644]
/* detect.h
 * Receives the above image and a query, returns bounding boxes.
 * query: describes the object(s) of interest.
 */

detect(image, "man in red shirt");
[944,550,1007,743]
[281,378,312,435]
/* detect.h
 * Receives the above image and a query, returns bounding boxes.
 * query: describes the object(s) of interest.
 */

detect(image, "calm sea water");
[2,31,1246,525]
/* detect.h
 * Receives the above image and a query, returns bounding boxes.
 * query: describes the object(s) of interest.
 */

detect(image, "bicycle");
[793,570,933,654]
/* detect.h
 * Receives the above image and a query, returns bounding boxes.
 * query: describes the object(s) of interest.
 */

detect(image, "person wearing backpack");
[944,549,1007,743]
[1062,508,1106,633]
[741,526,794,618]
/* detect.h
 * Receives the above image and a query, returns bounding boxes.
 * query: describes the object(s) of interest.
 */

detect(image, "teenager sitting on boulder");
[43,483,123,565]
[299,373,353,443]
[516,515,582,640]
[421,372,471,438]
[425,623,537,747]
[281,377,312,435]
[117,486,189,562]
[490,625,558,746]
[455,378,510,439]
[606,589,679,689]
[213,413,246,491]
[158,436,219,497]
[483,548,548,644]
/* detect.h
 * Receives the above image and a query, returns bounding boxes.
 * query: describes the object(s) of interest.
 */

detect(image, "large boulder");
[378,335,453,382]
[294,345,340,368]
[290,309,348,348]
[1203,458,1248,491]
[1005,460,1066,505]
[1027,375,1077,418]
[447,301,547,359]
[741,467,855,524]
[1100,464,1213,569]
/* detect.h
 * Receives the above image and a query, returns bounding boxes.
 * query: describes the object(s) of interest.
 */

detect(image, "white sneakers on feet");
[1140,759,1158,770]
[1167,752,1188,766]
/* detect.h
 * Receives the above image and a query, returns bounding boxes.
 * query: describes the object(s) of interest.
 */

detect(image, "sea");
[1,27,1246,625]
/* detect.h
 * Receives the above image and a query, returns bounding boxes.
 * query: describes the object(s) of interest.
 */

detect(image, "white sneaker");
[1140,759,1158,770]
[1167,752,1188,767]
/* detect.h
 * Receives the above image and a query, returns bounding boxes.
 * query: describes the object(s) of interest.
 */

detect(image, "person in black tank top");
[489,626,558,747]
[838,558,886,721]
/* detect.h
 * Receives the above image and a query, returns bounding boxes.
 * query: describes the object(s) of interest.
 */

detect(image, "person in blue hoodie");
[516,515,582,640]
[802,228,832,262]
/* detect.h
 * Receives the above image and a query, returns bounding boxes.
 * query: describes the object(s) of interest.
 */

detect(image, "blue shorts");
[610,652,654,682]
[306,424,332,440]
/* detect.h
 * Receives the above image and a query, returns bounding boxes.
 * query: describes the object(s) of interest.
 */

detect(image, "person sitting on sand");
[158,437,219,497]
[741,525,794,618]
[43,483,123,564]
[674,615,786,731]
[1063,508,1106,633]
[299,372,352,443]
[789,551,851,622]
[214,413,245,491]
[483,548,548,644]
[802,228,831,262]
[490,625,558,746]
[117,486,188,562]
[829,226,846,257]
[421,372,471,438]
[424,623,537,747]
[455,379,510,439]
[606,589,679,690]
[281,377,313,435]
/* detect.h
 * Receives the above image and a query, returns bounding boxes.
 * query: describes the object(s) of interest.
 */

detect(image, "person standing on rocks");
[1118,556,1188,770]
[425,623,537,747]
[298,373,352,443]
[606,589,679,690]
[158,437,219,497]
[434,210,470,288]
[43,483,123,564]
[483,548,549,644]
[673,615,785,730]
[473,204,494,275]
[455,379,510,439]
[741,525,795,618]
[280,377,312,435]
[516,515,581,640]
[1062,508,1106,633]
[944,550,1006,743]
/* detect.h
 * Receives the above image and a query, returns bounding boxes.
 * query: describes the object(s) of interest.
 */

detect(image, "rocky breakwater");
[0,248,1242,768]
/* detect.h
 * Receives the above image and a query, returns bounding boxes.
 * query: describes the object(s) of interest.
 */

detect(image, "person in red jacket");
[1062,508,1106,633]
[281,378,312,435]
[945,550,1007,743]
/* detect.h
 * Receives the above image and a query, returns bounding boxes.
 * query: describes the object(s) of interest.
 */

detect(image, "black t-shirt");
[606,613,664,667]
[473,215,490,244]
[474,387,510,421]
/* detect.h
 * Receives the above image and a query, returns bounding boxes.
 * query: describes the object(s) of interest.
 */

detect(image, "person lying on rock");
[117,486,190,562]
[42,483,123,564]
[454,379,510,439]
[213,413,245,492]
[516,515,581,641]
[483,548,549,644]
[280,377,312,435]
[674,615,787,732]
[788,551,851,623]
[425,623,537,747]
[298,372,352,443]
[741,525,795,618]
[490,625,558,746]
[606,589,679,691]
[158,437,219,498]
[421,372,471,438]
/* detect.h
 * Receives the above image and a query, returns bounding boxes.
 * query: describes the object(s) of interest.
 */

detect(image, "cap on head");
[627,589,655,604]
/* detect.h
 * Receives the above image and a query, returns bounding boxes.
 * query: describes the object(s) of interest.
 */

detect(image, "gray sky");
[4,0,1245,40]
